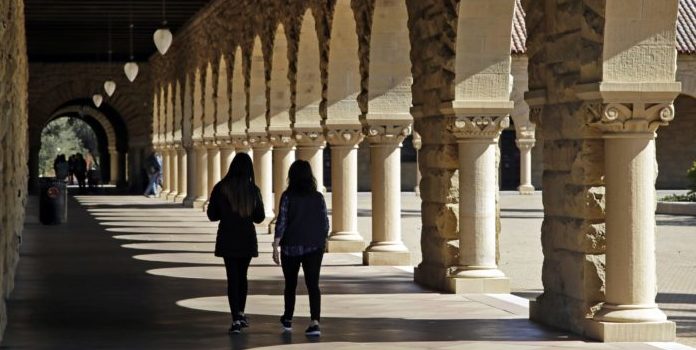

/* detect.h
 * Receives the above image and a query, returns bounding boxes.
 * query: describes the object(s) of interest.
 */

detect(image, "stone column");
[363,124,411,266]
[270,134,296,215]
[250,135,274,229]
[585,97,678,341]
[160,149,171,198]
[294,130,326,193]
[206,141,221,200]
[192,142,208,208]
[219,142,235,178]
[174,146,187,203]
[516,138,535,194]
[167,147,179,201]
[108,147,119,185]
[412,131,422,196]
[326,128,365,252]
[449,115,510,293]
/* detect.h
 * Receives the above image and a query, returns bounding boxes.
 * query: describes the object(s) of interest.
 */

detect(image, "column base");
[584,319,675,342]
[363,251,411,266]
[414,263,451,292]
[326,236,365,253]
[517,184,535,195]
[160,190,171,199]
[448,276,510,294]
[192,197,207,209]
[166,191,178,201]
[174,193,187,203]
[255,216,274,234]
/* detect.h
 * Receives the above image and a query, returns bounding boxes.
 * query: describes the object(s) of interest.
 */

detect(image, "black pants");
[281,250,324,321]
[223,257,252,321]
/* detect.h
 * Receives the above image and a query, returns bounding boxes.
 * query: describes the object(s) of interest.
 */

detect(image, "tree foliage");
[39,117,98,176]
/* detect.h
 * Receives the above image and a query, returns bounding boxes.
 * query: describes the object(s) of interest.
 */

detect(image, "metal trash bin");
[39,177,67,225]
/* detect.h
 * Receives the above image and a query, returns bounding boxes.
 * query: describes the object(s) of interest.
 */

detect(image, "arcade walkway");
[1,195,691,350]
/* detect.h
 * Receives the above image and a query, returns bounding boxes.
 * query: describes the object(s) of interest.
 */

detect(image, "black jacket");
[206,182,265,257]
[277,191,329,248]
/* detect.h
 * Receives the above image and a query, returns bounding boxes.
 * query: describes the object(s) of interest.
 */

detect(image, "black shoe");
[305,322,320,337]
[280,316,292,332]
[238,314,249,328]
[228,321,242,334]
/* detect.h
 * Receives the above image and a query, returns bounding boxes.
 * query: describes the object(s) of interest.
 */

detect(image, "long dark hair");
[287,160,316,195]
[220,153,257,217]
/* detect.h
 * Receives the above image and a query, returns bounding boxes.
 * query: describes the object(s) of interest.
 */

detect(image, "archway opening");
[39,114,108,185]
[499,124,521,191]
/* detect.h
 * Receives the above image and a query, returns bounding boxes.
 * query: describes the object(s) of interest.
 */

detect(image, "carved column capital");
[412,131,422,150]
[586,102,674,135]
[269,132,296,149]
[230,135,250,150]
[515,138,535,151]
[294,129,326,148]
[449,115,509,141]
[248,133,271,148]
[363,123,412,144]
[326,127,364,147]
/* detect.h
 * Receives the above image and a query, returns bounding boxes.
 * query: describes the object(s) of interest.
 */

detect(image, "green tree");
[38,117,97,176]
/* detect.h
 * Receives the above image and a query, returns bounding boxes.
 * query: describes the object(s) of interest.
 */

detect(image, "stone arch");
[204,61,216,140]
[269,23,292,131]
[326,0,361,123]
[248,36,267,135]
[231,46,247,139]
[366,0,412,117]
[295,8,322,127]
[216,55,231,138]
[192,67,204,142]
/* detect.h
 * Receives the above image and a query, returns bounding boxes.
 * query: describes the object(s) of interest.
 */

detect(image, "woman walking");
[207,153,265,334]
[272,160,329,336]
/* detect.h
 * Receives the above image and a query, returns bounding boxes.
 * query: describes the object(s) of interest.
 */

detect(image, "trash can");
[39,177,67,225]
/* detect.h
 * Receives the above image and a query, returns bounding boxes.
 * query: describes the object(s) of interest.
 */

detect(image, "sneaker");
[238,314,249,328]
[280,316,292,332]
[305,321,320,337]
[228,321,242,334]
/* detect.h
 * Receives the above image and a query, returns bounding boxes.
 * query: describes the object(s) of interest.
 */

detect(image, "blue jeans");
[145,172,160,195]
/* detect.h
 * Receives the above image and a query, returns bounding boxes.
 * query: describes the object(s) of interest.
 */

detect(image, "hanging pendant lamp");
[153,0,172,55]
[124,20,139,82]
[104,14,117,97]
[104,80,116,96]
[93,94,104,108]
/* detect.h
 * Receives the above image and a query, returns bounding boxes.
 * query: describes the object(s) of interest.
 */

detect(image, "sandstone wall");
[0,0,29,341]
[524,0,607,335]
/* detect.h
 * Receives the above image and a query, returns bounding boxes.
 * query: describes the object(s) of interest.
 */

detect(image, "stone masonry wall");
[523,0,607,335]
[407,0,462,290]
[0,0,29,342]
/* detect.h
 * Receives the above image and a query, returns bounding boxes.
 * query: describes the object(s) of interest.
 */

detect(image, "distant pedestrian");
[68,154,76,185]
[206,153,265,334]
[53,154,69,181]
[144,152,161,197]
[74,153,87,192]
[273,160,329,337]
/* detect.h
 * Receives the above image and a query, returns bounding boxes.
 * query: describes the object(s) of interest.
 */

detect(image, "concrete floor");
[1,192,694,349]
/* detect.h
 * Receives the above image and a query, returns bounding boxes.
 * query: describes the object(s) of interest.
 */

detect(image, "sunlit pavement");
[1,193,694,349]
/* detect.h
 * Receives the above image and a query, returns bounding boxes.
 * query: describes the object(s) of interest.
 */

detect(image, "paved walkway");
[1,193,694,349]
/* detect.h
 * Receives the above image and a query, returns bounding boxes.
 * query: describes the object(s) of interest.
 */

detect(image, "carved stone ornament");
[449,115,510,139]
[326,127,364,146]
[294,129,326,147]
[248,133,271,148]
[587,102,675,134]
[363,123,412,144]
[269,133,296,148]
[230,135,250,149]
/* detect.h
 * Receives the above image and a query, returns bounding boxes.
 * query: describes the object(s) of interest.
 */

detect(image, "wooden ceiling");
[25,0,212,62]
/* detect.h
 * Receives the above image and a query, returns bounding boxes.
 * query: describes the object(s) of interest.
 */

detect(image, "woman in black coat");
[207,153,265,334]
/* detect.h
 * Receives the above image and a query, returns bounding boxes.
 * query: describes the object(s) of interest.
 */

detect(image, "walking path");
[1,193,694,349]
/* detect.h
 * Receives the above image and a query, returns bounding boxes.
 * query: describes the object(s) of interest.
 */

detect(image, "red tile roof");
[511,0,695,54]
